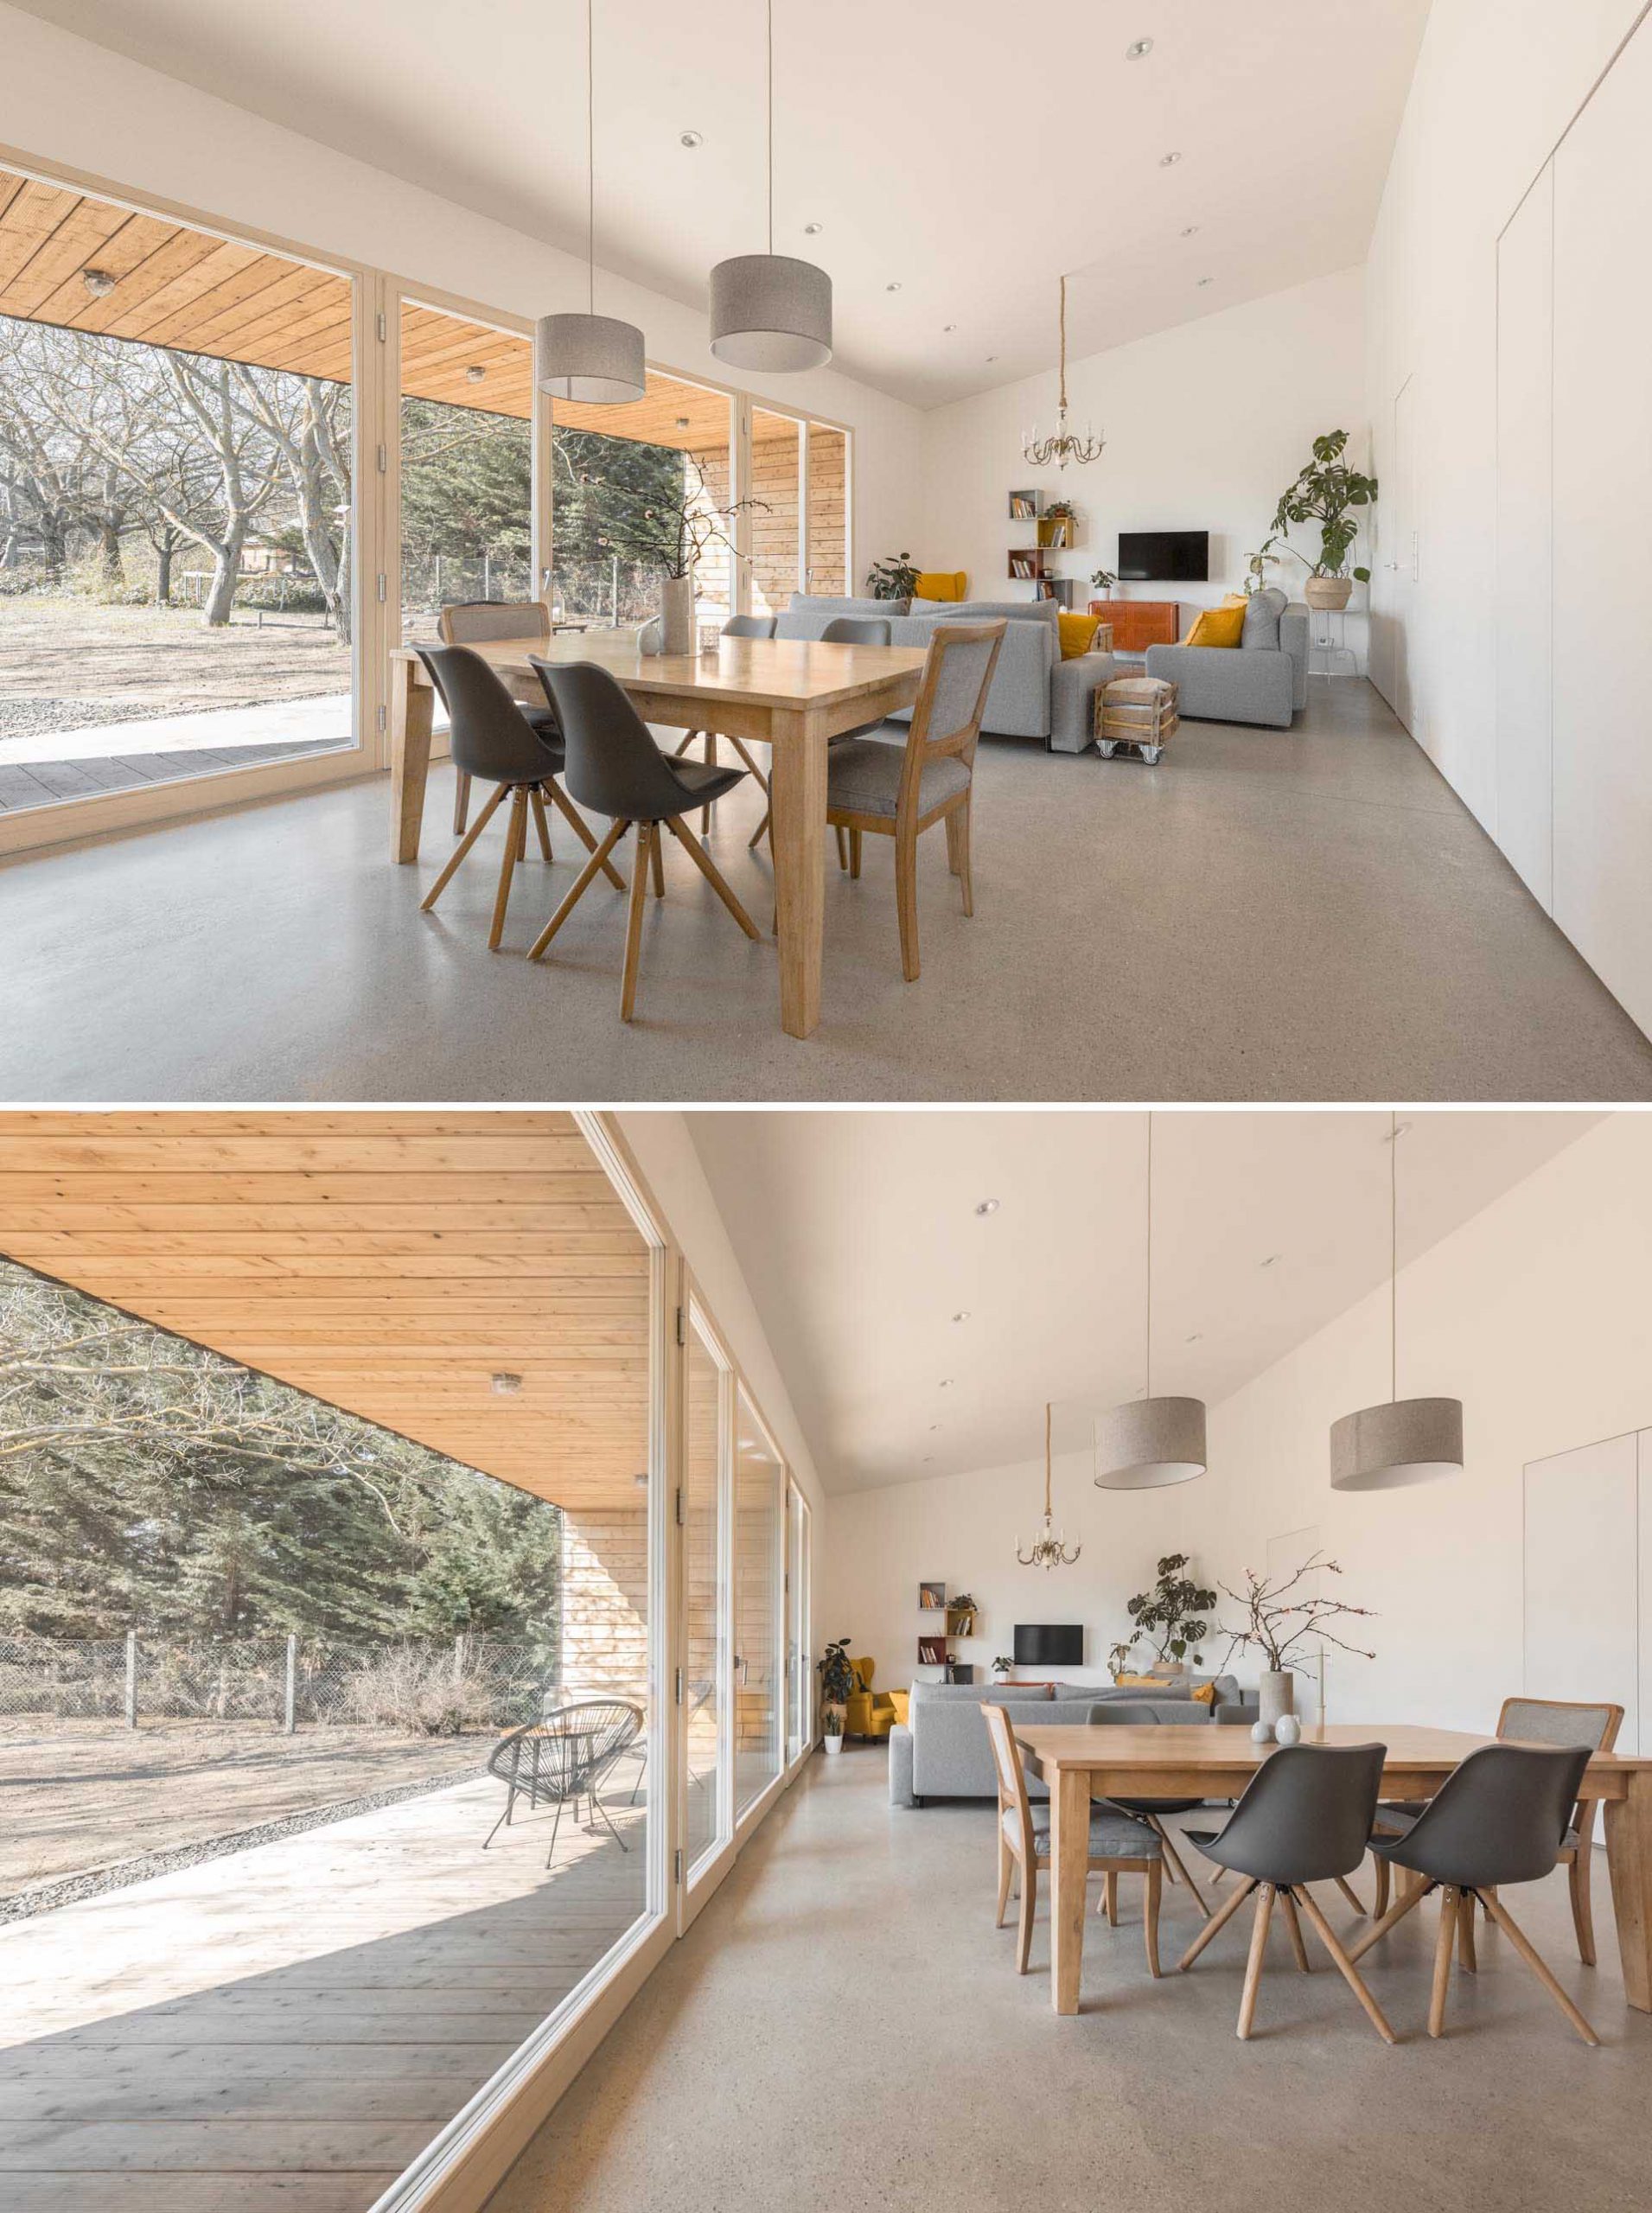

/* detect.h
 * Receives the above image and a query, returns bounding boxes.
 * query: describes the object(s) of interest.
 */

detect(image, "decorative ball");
[638,616,664,656]
[1273,1713,1302,1746]
[1250,1719,1274,1744]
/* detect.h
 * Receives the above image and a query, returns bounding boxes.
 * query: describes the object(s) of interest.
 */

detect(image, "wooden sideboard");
[1088,598,1180,649]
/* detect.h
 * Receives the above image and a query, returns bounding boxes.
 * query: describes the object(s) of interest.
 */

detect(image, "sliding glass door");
[733,1387,784,1818]
[679,1297,734,1927]
[786,1479,812,1767]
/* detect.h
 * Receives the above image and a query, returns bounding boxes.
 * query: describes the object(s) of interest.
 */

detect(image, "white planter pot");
[1259,1670,1296,1728]
[823,1734,844,1757]
[660,571,696,655]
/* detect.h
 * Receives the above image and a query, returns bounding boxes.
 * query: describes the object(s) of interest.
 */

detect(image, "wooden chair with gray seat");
[525,656,760,1021]
[1352,1740,1600,2044]
[828,620,1005,981]
[414,644,623,951]
[1368,1695,1623,1950]
[981,1701,1163,1979]
[436,600,555,833]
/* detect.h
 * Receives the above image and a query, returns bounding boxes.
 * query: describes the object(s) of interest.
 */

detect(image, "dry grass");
[0,594,352,726]
[0,1717,490,1894]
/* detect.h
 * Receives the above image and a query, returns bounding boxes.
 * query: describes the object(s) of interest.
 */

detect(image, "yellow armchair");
[913,570,968,602]
[843,1656,899,1739]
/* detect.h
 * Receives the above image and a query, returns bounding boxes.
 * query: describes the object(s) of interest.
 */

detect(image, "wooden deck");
[0,736,342,813]
[0,1770,647,2211]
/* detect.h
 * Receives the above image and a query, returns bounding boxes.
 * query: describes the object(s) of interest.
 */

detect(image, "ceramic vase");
[823,1731,844,1757]
[660,571,695,655]
[1259,1669,1295,1729]
[1273,1713,1303,1747]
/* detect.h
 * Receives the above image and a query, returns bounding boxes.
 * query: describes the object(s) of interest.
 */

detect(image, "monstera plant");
[1124,1553,1219,1668]
[1270,429,1378,609]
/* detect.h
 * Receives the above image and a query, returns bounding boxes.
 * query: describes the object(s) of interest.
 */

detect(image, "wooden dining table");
[1013,1719,1652,2016]
[388,630,928,1040]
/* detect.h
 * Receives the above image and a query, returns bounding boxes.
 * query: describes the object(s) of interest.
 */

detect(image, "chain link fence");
[0,1634,551,1732]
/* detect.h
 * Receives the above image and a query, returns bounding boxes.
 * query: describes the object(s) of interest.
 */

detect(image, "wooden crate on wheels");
[1095,674,1179,763]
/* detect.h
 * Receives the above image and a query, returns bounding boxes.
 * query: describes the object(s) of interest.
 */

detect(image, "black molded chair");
[525,657,760,1020]
[1089,1701,1214,1912]
[437,599,557,834]
[749,614,891,863]
[1351,1741,1598,2044]
[415,644,622,949]
[483,1700,642,1865]
[1179,1742,1395,2043]
[672,614,779,832]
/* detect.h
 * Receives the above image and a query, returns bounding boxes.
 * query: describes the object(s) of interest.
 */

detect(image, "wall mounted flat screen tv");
[1014,1623,1084,1668]
[1117,529,1209,583]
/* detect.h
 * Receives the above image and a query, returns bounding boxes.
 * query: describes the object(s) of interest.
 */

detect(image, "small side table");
[1096,674,1179,763]
[1309,607,1357,677]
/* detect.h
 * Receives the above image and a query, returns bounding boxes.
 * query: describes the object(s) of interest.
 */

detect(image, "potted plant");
[1124,1553,1218,1671]
[990,1655,1013,1685]
[1107,1637,1139,1681]
[1269,430,1378,612]
[822,1708,845,1756]
[865,552,920,601]
[1090,565,1118,599]
[1218,1553,1376,1730]
[817,1636,854,1738]
[1241,535,1283,598]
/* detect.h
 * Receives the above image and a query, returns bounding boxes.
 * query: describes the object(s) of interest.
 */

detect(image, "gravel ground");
[0,697,176,739]
[0,1767,474,1925]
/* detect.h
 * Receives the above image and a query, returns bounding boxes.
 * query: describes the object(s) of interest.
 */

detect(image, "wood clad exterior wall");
[560,1508,649,1705]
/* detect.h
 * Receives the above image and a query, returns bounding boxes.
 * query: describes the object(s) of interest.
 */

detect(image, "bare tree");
[226,366,353,641]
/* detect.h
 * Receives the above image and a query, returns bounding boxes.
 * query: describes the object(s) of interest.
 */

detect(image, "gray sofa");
[775,594,1119,755]
[1142,586,1310,729]
[889,1679,1239,1808]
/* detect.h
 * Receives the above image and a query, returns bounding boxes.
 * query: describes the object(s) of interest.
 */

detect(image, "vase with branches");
[558,444,768,650]
[1218,1552,1375,1726]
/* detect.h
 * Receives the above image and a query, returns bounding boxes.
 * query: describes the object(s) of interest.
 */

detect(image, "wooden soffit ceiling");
[0,1111,652,1514]
[0,166,763,447]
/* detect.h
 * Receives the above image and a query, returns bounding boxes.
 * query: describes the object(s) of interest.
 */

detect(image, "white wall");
[824,1114,1652,1734]
[1364,0,1652,1031]
[916,266,1369,666]
[0,5,924,576]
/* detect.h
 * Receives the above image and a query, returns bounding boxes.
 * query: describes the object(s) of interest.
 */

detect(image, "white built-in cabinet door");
[1551,10,1652,1039]
[1522,1428,1649,1753]
[1494,167,1553,909]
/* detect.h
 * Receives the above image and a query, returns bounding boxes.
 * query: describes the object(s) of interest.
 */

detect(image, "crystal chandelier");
[1017,1402,1081,1570]
[1021,276,1104,470]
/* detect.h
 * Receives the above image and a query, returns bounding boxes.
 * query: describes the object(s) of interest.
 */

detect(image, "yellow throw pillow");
[1183,599,1247,648]
[1114,1674,1168,1690]
[1188,1681,1218,1707]
[1058,611,1102,659]
[914,570,967,602]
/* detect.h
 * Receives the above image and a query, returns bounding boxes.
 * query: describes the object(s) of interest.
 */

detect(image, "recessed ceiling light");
[1185,1332,1203,1343]
[974,1198,1000,1215]
[886,281,903,291]
[943,322,958,332]
[1260,1253,1282,1269]
[1181,225,1201,237]
[1159,151,1183,167]
[675,415,691,428]
[985,354,998,362]
[679,130,704,148]
[490,1371,523,1395]
[938,1379,953,1388]
[922,1455,934,1464]
[81,267,118,298]
[952,1311,970,1323]
[632,1471,649,1489]
[803,220,823,235]
[928,1423,941,1432]
[464,364,486,384]
[1126,37,1153,60]
[1196,276,1214,287]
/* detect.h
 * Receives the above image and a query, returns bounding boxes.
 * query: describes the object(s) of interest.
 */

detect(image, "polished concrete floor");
[489,1747,1652,2213]
[3,679,1649,1101]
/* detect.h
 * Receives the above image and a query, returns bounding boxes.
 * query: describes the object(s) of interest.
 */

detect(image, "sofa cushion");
[1008,1803,1158,1856]
[776,592,909,641]
[885,609,1056,740]
[1242,586,1287,652]
[1183,599,1247,647]
[937,598,1061,629]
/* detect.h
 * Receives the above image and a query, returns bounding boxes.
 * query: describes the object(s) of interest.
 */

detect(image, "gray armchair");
[1143,587,1309,729]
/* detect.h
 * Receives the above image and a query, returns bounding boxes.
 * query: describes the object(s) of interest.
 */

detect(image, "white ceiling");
[16,0,1432,407]
[688,1111,1599,1494]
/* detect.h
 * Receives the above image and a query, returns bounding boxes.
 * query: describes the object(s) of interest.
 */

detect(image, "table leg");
[1049,1767,1089,2014]
[391,658,434,865]
[769,708,826,1039]
[1605,1772,1652,2010]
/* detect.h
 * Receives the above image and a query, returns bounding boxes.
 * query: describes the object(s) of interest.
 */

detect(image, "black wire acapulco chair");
[483,1700,643,1865]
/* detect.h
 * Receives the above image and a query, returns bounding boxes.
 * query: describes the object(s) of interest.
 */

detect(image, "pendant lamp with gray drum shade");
[1094,1113,1208,1489]
[708,0,832,372]
[535,0,646,405]
[1330,1114,1464,1490]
